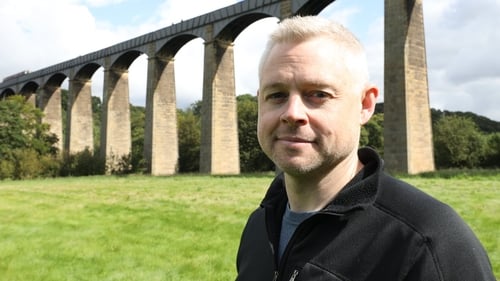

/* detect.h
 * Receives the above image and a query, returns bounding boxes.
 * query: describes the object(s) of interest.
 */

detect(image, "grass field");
[0,173,498,280]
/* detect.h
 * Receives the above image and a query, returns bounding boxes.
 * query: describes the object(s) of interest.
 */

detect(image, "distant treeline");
[374,103,500,134]
[0,92,499,179]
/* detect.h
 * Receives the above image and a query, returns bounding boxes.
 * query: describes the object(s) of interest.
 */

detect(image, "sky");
[0,0,499,121]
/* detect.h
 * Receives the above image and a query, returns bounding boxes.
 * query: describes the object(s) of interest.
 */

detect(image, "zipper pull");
[289,269,299,281]
[273,271,278,281]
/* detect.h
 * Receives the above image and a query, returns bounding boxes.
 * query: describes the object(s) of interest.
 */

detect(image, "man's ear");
[360,85,379,125]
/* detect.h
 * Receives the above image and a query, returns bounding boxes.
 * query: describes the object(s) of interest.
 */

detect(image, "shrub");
[106,152,134,175]
[433,116,487,168]
[484,133,500,168]
[60,148,105,176]
[11,149,42,179]
[0,160,15,180]
[39,154,61,178]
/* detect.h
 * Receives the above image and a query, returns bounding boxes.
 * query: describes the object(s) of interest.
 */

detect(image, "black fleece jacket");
[236,148,494,281]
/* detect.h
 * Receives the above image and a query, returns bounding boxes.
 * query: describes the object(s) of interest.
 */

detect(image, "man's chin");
[276,161,316,176]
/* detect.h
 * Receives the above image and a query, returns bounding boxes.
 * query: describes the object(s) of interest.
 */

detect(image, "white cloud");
[0,0,122,74]
[424,0,500,119]
[424,0,500,83]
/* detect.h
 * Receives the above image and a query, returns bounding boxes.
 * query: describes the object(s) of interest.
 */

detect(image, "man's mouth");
[276,136,314,143]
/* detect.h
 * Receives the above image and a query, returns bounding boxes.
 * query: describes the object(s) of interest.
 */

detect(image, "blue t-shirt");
[279,203,316,261]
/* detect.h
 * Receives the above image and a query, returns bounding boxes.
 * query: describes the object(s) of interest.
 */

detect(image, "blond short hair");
[258,16,370,89]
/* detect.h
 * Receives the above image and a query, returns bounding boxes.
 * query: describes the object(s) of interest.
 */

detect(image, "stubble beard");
[269,144,346,177]
[268,135,358,178]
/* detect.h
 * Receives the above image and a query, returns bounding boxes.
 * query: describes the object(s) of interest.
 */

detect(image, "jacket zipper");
[273,269,299,281]
[273,271,278,281]
[276,213,335,280]
[289,269,299,281]
[276,215,317,281]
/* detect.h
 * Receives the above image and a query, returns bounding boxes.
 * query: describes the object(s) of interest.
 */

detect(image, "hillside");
[374,103,500,133]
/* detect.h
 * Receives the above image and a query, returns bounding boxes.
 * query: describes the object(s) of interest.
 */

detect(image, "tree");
[177,103,201,173]
[433,115,486,168]
[176,96,276,173]
[483,133,500,168]
[237,94,274,172]
[360,113,384,155]
[0,95,59,179]
[92,96,102,150]
[0,95,58,159]
[432,109,500,133]
[130,105,145,172]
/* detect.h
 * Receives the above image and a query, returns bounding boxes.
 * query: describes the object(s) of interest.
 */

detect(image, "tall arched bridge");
[0,0,435,175]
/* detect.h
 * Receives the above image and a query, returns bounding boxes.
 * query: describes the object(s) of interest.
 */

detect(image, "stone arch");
[157,34,200,58]
[0,88,15,99]
[293,0,335,16]
[216,13,273,41]
[75,63,102,80]
[19,81,39,105]
[110,50,144,71]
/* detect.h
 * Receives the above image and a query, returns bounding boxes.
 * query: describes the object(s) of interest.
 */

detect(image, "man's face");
[257,36,365,176]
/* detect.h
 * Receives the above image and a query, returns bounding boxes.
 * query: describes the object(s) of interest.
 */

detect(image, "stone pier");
[101,67,132,171]
[200,38,240,174]
[384,0,435,174]
[144,55,179,175]
[67,78,94,154]
[38,84,63,152]
[280,0,293,18]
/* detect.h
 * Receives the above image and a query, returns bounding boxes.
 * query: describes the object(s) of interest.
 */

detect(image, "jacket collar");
[260,147,383,215]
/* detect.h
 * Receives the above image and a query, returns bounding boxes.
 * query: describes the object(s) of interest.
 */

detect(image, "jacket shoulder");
[374,174,494,280]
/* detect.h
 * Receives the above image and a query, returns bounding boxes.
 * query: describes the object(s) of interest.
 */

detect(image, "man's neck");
[284,155,363,213]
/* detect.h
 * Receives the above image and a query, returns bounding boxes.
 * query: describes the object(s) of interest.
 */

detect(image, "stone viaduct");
[0,0,434,175]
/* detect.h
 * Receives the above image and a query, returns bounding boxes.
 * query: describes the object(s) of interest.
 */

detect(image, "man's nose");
[280,95,308,127]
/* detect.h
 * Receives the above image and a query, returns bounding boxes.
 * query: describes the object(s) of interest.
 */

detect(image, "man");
[235,16,494,281]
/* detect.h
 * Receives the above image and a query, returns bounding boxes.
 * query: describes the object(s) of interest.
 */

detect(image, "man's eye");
[305,91,333,103]
[266,92,288,103]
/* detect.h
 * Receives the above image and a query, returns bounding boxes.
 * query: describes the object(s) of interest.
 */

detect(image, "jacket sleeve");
[403,204,495,281]
[236,208,276,281]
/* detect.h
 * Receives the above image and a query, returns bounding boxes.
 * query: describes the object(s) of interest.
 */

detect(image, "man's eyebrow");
[260,82,288,91]
[304,79,334,89]
[260,81,337,93]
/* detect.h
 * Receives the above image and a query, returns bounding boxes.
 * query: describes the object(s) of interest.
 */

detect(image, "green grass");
[0,173,498,280]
